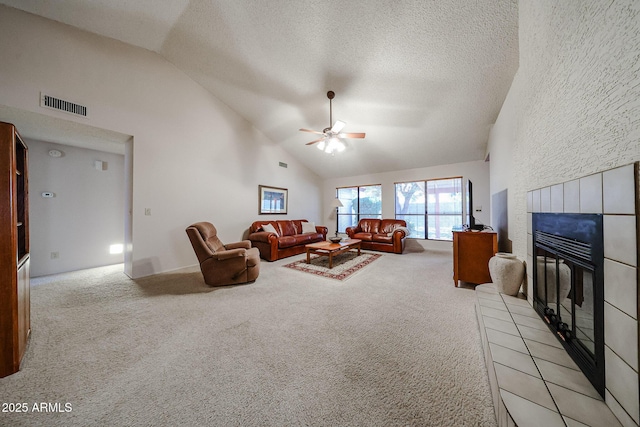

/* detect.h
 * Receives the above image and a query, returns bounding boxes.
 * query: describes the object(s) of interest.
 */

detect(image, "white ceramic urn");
[488,253,525,296]
[535,256,571,303]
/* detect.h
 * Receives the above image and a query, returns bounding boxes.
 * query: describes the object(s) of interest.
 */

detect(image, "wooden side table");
[453,231,497,287]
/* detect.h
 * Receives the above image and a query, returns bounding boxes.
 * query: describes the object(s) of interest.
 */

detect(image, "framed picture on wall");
[259,185,288,215]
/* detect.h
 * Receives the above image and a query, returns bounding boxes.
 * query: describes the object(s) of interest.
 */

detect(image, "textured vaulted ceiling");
[0,0,518,178]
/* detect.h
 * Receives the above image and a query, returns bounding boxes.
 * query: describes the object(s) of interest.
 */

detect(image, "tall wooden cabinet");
[453,231,497,287]
[0,121,30,378]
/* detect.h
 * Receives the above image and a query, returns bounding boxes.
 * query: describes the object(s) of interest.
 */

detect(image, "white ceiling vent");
[40,93,88,117]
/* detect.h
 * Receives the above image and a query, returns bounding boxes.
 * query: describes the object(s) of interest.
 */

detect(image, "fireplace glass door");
[536,250,596,360]
[532,212,604,396]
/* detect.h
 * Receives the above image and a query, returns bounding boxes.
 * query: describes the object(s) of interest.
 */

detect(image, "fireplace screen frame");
[532,213,605,397]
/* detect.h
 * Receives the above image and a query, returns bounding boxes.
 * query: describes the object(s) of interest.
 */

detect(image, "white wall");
[0,6,322,278]
[322,159,490,250]
[488,0,640,262]
[28,139,125,276]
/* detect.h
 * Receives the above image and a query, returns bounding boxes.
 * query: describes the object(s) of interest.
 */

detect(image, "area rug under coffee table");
[283,251,382,281]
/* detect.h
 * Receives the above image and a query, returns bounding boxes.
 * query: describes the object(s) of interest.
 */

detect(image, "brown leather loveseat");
[345,218,408,254]
[248,219,328,261]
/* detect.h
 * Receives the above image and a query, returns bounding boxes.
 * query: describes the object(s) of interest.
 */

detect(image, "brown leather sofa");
[345,218,408,254]
[248,219,328,261]
[186,222,260,286]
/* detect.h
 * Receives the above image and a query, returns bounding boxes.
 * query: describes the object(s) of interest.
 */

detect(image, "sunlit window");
[395,181,426,238]
[395,177,462,241]
[336,185,382,233]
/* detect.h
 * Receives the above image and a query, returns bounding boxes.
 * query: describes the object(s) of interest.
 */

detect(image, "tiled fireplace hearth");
[477,162,639,427]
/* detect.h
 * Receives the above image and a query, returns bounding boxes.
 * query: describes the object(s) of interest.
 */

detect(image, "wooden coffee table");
[305,239,362,269]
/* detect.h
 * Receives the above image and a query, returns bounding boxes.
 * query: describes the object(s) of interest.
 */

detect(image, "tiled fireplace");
[475,162,638,427]
[525,163,639,425]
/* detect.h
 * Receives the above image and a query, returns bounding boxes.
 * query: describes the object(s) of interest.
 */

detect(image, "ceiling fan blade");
[305,137,327,146]
[299,128,325,135]
[337,132,366,139]
[330,120,346,134]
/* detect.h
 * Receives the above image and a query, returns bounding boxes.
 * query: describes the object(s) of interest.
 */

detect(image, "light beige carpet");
[0,241,496,426]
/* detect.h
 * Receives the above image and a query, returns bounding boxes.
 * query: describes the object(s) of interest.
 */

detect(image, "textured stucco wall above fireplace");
[526,162,639,426]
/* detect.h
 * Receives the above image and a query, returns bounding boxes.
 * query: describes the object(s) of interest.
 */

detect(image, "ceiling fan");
[299,91,365,154]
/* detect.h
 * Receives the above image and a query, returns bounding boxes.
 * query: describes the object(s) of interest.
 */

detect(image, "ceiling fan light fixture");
[324,140,334,153]
[300,91,365,153]
[319,137,345,154]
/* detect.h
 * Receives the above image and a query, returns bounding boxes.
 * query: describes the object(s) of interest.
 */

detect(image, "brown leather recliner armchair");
[186,222,260,286]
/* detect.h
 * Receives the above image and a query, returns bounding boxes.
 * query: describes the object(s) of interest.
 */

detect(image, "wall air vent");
[40,93,88,117]
[279,162,288,168]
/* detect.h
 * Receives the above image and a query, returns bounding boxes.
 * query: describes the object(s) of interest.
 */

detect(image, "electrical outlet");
[144,208,151,216]
[51,252,59,259]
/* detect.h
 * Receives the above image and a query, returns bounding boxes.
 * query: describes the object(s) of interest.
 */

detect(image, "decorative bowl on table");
[329,236,342,243]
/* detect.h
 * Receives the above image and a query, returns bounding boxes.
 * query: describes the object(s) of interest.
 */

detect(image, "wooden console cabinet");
[453,231,497,287]
[0,122,30,377]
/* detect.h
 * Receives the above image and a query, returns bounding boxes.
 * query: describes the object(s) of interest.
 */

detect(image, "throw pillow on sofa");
[301,221,316,234]
[262,223,279,235]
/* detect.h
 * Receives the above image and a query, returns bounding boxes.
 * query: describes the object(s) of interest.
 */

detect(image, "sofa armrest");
[392,228,408,239]
[225,240,252,250]
[390,227,408,254]
[248,231,278,243]
[345,226,359,238]
[315,226,328,237]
